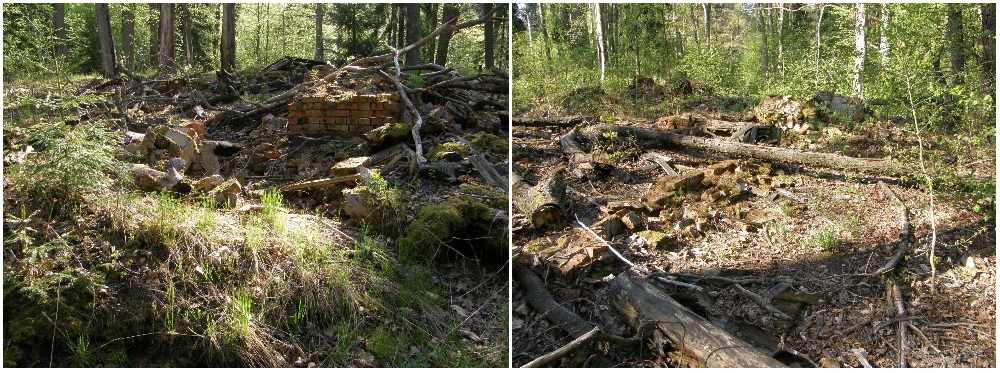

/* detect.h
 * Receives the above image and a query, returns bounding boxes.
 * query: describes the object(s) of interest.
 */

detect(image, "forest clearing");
[511,3,995,368]
[3,3,509,368]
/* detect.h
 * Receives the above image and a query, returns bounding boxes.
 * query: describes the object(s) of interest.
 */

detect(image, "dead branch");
[520,325,644,368]
[513,116,585,128]
[733,284,792,321]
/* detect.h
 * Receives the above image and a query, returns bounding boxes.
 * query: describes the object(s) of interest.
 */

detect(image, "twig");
[733,284,792,321]
[907,323,947,366]
[851,348,874,368]
[520,326,643,368]
[574,214,638,271]
[50,279,60,368]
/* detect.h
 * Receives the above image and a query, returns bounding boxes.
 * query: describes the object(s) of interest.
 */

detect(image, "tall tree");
[484,3,495,70]
[982,3,996,102]
[815,4,825,88]
[879,3,890,67]
[95,4,117,77]
[121,4,135,69]
[159,3,176,73]
[778,2,785,78]
[525,5,534,53]
[396,4,406,48]
[435,4,460,66]
[759,4,768,77]
[405,3,420,66]
[852,3,866,99]
[946,3,965,84]
[221,4,236,73]
[595,3,606,84]
[148,4,159,68]
[182,4,192,67]
[315,3,324,61]
[540,3,552,63]
[703,3,711,51]
[53,4,67,59]
[425,3,440,64]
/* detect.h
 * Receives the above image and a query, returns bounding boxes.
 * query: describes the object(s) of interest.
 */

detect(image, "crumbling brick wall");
[287,71,401,133]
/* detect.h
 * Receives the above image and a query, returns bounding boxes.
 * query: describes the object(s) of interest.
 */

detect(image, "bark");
[525,5,534,53]
[95,4,117,78]
[396,4,406,49]
[815,4,824,89]
[880,3,890,67]
[484,3,495,70]
[513,168,567,232]
[121,4,135,69]
[182,4,192,66]
[513,264,596,339]
[540,3,552,64]
[982,3,996,102]
[852,3,866,99]
[221,4,236,73]
[759,4,768,76]
[315,3,324,61]
[586,124,913,178]
[159,3,176,73]
[512,116,584,127]
[703,3,711,51]
[426,3,439,64]
[594,3,606,84]
[53,4,67,59]
[947,4,965,84]
[777,2,784,78]
[610,272,787,368]
[405,3,421,66]
[148,4,159,68]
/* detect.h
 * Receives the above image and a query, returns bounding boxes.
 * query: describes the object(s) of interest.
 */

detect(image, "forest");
[3,3,509,368]
[511,3,995,368]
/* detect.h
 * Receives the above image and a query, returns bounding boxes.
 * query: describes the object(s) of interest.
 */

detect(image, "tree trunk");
[777,2,784,79]
[221,4,236,74]
[182,4,193,67]
[513,169,568,232]
[525,5,534,53]
[540,3,552,64]
[982,3,996,103]
[95,3,118,78]
[610,273,787,368]
[315,3,324,61]
[815,3,824,89]
[880,3,890,67]
[759,4,768,77]
[53,4,68,59]
[148,4,159,68]
[159,3,176,73]
[586,124,914,178]
[947,3,965,85]
[484,3,495,70]
[594,3,606,84]
[426,3,439,64]
[405,3,421,66]
[435,4,460,66]
[396,4,406,48]
[703,3,711,51]
[852,3,866,99]
[672,5,684,56]
[121,4,135,69]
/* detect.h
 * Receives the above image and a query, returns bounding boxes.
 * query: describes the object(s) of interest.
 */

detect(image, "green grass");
[815,229,840,252]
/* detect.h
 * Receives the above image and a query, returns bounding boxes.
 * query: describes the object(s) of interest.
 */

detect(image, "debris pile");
[287,71,401,133]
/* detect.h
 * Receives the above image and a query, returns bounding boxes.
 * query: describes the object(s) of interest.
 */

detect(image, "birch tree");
[158,3,176,73]
[315,3,324,61]
[595,3,606,84]
[95,3,117,77]
[852,3,866,99]
[880,3,890,67]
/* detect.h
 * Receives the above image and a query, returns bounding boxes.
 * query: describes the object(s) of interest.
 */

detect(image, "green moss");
[469,133,508,159]
[425,142,469,161]
[637,230,671,251]
[397,196,503,264]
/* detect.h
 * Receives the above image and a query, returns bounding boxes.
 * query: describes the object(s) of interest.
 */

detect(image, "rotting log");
[513,115,585,128]
[610,272,787,368]
[280,174,360,192]
[560,128,611,179]
[586,124,911,178]
[513,168,567,232]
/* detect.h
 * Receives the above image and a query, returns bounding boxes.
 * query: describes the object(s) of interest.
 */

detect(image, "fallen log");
[513,168,567,232]
[513,116,585,128]
[610,272,787,368]
[280,174,360,192]
[586,124,911,178]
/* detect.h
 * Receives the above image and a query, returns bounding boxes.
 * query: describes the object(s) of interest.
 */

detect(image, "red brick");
[357,102,371,111]
[332,124,348,131]
[334,117,347,125]
[371,117,383,126]
[308,116,323,124]
[302,96,325,103]
[330,109,349,116]
[356,117,370,125]
[288,124,303,132]
[336,102,349,110]
[355,110,373,117]
[348,103,358,110]
[288,104,299,111]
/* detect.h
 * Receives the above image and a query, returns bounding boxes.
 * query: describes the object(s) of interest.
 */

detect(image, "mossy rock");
[398,196,504,265]
[425,142,469,161]
[366,122,444,152]
[469,133,508,162]
[637,230,672,251]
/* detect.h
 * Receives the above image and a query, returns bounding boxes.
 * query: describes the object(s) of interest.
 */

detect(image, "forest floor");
[3,65,508,367]
[511,81,995,368]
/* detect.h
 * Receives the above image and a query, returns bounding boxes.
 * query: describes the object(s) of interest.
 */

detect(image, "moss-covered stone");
[425,142,469,161]
[397,196,504,265]
[469,133,508,162]
[637,230,672,251]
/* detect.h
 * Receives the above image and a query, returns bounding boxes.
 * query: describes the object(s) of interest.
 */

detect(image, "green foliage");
[815,229,840,252]
[397,196,503,264]
[595,131,641,161]
[8,121,122,217]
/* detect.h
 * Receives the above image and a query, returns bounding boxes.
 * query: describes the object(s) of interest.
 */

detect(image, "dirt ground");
[510,113,995,368]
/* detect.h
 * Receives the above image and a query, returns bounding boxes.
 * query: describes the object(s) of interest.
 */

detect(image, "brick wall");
[287,72,401,133]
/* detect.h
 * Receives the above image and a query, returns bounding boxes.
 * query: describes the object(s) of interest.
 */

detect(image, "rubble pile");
[287,70,401,133]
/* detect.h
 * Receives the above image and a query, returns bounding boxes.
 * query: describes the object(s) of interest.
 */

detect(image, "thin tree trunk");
[96,3,118,78]
[148,4,159,68]
[947,3,965,84]
[703,3,711,51]
[397,4,406,48]
[673,5,683,56]
[159,3,176,73]
[981,3,996,103]
[484,3,495,70]
[690,4,700,51]
[182,4,193,67]
[121,4,134,69]
[816,3,824,89]
[387,4,395,47]
[540,3,552,64]
[525,5,534,53]
[759,4,768,77]
[405,3,420,66]
[221,4,236,73]
[852,3,866,99]
[53,4,68,59]
[594,3,605,84]
[778,2,784,79]
[435,4,460,66]
[880,3,890,67]
[427,3,439,64]
[315,3,324,61]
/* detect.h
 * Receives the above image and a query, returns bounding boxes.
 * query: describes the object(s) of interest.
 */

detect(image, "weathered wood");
[610,272,787,368]
[588,124,910,178]
[513,116,585,127]
[513,168,567,232]
[280,174,360,192]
